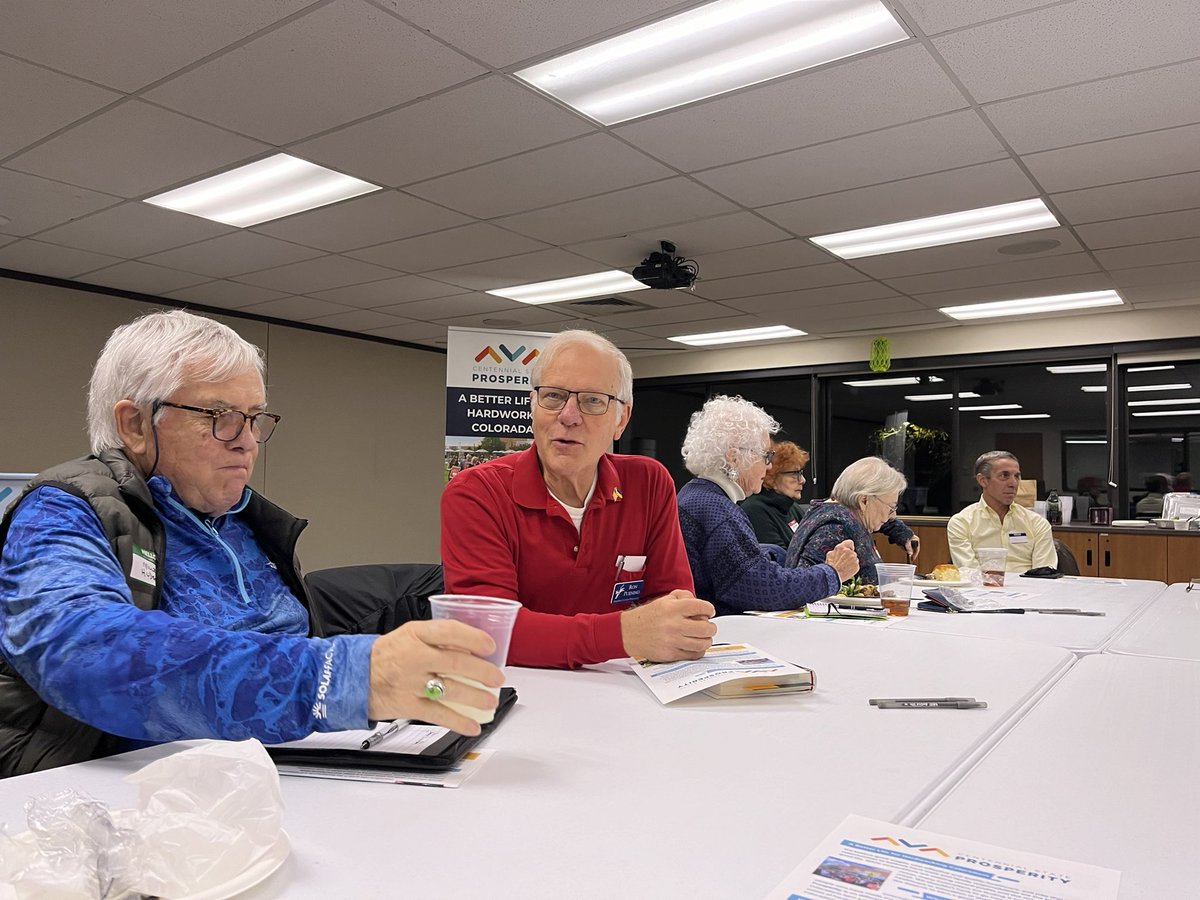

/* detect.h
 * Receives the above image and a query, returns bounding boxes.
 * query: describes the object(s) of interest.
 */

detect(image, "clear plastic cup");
[977,548,1008,586]
[875,563,916,603]
[428,595,521,724]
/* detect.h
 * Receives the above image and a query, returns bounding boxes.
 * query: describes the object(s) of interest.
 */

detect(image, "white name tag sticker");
[1008,531,1029,544]
[130,544,157,586]
[787,519,799,532]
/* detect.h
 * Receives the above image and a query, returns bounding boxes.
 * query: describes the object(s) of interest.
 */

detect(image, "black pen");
[875,700,987,709]
[361,720,403,750]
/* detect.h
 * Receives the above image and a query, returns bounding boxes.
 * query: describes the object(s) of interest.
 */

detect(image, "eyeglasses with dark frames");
[155,401,281,443]
[533,386,625,416]
[738,447,776,465]
[777,469,806,478]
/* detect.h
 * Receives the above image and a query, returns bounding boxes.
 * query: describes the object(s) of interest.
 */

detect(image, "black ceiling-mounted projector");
[632,241,699,290]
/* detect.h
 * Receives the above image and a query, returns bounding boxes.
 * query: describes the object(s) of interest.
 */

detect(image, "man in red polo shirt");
[441,330,715,668]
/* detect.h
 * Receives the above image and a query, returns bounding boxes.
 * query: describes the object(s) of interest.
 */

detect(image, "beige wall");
[0,275,444,570]
[630,304,1200,378]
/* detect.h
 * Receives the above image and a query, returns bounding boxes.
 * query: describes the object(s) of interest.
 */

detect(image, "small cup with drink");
[977,548,1008,587]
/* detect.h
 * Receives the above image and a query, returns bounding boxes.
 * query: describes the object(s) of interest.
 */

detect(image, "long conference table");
[0,576,1191,898]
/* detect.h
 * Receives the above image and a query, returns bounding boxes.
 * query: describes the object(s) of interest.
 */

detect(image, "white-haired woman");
[677,395,858,616]
[785,457,918,583]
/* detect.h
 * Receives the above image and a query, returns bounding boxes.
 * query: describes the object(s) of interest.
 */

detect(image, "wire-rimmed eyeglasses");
[155,401,281,443]
[533,386,625,416]
[739,447,776,464]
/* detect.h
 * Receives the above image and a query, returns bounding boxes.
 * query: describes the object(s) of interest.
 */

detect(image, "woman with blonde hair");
[785,456,919,583]
[677,396,858,616]
[739,440,810,548]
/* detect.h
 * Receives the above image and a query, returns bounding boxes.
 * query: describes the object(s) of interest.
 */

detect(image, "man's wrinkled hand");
[620,590,716,663]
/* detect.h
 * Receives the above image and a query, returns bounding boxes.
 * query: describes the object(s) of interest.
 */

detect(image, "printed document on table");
[269,720,448,753]
[763,814,1118,899]
[629,643,810,704]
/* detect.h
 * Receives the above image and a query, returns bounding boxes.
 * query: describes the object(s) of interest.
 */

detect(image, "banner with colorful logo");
[444,326,552,482]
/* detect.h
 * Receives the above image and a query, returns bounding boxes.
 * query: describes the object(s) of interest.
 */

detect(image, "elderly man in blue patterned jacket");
[0,310,502,776]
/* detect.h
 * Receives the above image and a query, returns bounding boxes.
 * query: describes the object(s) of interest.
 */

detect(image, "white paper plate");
[177,832,290,900]
[1111,519,1148,527]
[913,578,971,588]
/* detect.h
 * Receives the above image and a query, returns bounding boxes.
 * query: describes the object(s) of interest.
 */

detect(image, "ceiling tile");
[696,240,832,280]
[141,231,324,278]
[495,177,739,244]
[567,213,791,269]
[379,0,684,68]
[251,190,472,253]
[239,295,359,321]
[144,0,484,144]
[632,312,766,337]
[0,240,122,279]
[852,227,1084,279]
[36,202,233,258]
[434,305,576,328]
[760,159,1039,236]
[0,0,315,91]
[695,110,1006,207]
[797,295,925,323]
[1051,171,1200,224]
[1024,123,1200,194]
[164,280,290,310]
[373,292,516,319]
[309,275,468,308]
[1094,237,1200,271]
[362,321,449,342]
[345,223,549,273]
[614,44,966,172]
[934,0,1200,104]
[882,252,1100,295]
[6,100,269,198]
[81,260,210,294]
[1119,282,1200,307]
[1076,208,1200,250]
[724,282,902,316]
[406,134,673,219]
[306,308,414,333]
[425,248,612,291]
[0,168,121,237]
[232,255,401,293]
[811,308,950,334]
[693,262,869,301]
[0,56,121,159]
[37,201,234,259]
[1111,260,1200,288]
[984,58,1200,153]
[902,0,1063,35]
[909,272,1116,308]
[292,76,594,188]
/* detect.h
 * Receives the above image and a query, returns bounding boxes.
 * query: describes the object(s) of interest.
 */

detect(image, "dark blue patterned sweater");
[784,502,914,584]
[677,478,840,616]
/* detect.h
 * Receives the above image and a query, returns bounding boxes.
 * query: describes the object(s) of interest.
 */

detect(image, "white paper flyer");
[629,643,812,704]
[763,814,1119,899]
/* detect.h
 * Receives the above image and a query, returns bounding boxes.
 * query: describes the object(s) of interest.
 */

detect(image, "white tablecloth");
[1108,581,1200,661]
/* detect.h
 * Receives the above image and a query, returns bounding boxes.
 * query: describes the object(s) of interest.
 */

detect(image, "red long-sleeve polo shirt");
[440,447,694,668]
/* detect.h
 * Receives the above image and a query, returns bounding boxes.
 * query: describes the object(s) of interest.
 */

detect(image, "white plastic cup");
[977,548,1008,586]
[874,563,916,599]
[428,595,521,724]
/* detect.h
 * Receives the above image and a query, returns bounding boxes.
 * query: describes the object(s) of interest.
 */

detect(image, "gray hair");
[975,450,1019,478]
[681,395,780,478]
[529,329,633,403]
[87,310,265,454]
[829,457,907,507]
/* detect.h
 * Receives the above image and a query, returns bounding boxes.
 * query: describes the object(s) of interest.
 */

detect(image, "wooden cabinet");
[1096,531,1168,581]
[1054,531,1098,576]
[872,524,950,567]
[1167,536,1200,584]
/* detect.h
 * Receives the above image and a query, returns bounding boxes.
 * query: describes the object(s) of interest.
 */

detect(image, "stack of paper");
[629,643,814,704]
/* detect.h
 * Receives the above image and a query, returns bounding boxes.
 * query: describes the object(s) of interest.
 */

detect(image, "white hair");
[829,457,907,507]
[681,395,780,478]
[87,310,265,454]
[529,329,633,403]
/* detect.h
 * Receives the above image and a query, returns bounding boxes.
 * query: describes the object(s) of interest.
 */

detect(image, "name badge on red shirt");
[611,554,647,604]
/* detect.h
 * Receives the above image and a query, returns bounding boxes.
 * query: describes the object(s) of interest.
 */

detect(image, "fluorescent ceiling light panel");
[903,392,981,401]
[1132,409,1200,417]
[1065,439,1107,444]
[927,376,945,382]
[1046,364,1107,374]
[842,377,921,387]
[958,403,1022,411]
[514,0,907,125]
[1128,365,1174,372]
[979,413,1051,419]
[812,199,1058,260]
[1128,397,1200,407]
[669,325,807,346]
[1131,383,1192,392]
[940,289,1123,321]
[1081,386,1107,392]
[144,154,381,227]
[487,271,648,305]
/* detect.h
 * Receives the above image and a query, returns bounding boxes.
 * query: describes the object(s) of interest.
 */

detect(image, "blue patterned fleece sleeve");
[0,488,375,744]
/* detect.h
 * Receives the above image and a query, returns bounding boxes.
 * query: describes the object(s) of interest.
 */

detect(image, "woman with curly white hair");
[676,395,858,616]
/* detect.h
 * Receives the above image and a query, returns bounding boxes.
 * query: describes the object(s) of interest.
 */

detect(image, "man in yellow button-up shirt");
[947,451,1057,572]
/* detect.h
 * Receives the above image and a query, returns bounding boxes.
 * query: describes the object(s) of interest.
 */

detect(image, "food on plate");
[838,578,879,598]
[930,564,961,582]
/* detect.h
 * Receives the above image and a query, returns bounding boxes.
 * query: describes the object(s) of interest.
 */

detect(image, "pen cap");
[428,595,521,667]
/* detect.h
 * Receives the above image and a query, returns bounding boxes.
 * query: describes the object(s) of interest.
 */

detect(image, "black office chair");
[304,563,442,636]
[1053,540,1081,576]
